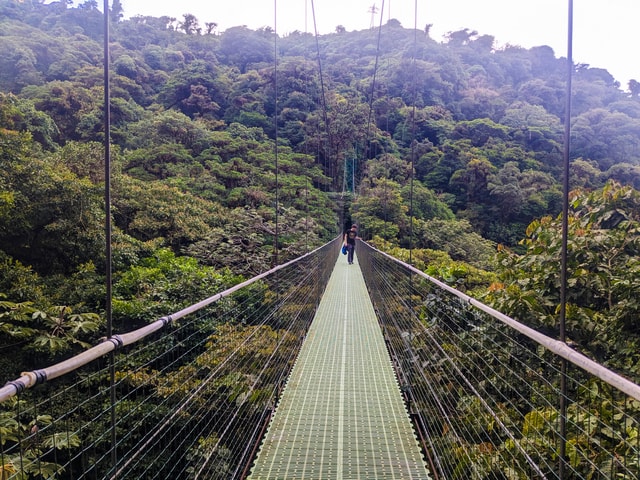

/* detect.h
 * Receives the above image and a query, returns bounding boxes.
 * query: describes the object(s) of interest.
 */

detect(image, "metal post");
[559,0,574,477]
[103,0,116,475]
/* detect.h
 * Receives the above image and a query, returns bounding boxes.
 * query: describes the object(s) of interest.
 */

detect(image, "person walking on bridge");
[343,224,357,264]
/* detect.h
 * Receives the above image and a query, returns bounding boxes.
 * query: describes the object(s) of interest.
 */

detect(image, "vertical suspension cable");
[310,0,331,188]
[353,0,386,240]
[363,0,385,187]
[342,151,347,195]
[304,0,310,254]
[309,1,343,237]
[273,0,279,268]
[352,148,355,194]
[102,0,115,475]
[559,1,574,478]
[408,0,418,265]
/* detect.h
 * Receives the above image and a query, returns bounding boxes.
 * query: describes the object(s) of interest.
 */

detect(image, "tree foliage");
[487,182,640,375]
[0,399,81,480]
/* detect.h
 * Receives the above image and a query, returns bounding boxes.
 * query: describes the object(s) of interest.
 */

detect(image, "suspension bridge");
[1,237,639,479]
[2,0,639,477]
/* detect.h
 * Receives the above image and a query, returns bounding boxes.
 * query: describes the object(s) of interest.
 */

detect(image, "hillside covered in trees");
[1,0,640,380]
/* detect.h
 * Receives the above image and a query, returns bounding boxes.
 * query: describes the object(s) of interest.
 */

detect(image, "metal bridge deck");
[248,252,431,479]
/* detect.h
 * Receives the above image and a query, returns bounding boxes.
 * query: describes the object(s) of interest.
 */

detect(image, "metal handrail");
[0,237,341,403]
[360,239,640,402]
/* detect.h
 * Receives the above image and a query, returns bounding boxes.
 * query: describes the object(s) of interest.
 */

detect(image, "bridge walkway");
[248,252,432,479]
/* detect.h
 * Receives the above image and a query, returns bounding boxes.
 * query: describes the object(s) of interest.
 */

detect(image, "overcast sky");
[115,0,638,88]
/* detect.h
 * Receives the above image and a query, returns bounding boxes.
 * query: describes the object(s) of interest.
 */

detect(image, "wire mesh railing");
[357,240,640,480]
[4,236,640,479]
[0,237,340,480]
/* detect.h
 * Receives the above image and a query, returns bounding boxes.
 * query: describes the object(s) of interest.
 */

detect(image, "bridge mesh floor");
[248,253,431,479]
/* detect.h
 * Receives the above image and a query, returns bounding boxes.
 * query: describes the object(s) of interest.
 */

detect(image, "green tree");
[569,158,602,189]
[485,161,560,244]
[51,141,109,183]
[21,81,98,143]
[5,95,59,150]
[112,176,219,250]
[112,248,242,326]
[416,218,495,269]
[111,0,124,22]
[605,162,640,189]
[365,153,411,183]
[0,123,105,274]
[125,109,215,153]
[219,26,273,73]
[205,22,218,35]
[0,400,81,480]
[0,40,43,91]
[400,181,454,221]
[571,108,640,170]
[0,294,101,372]
[449,156,496,205]
[487,182,640,373]
[353,177,407,241]
[452,118,510,146]
[179,13,199,35]
[157,61,229,119]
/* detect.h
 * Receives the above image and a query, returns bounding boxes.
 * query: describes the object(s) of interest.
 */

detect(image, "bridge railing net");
[357,240,640,480]
[0,237,340,480]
